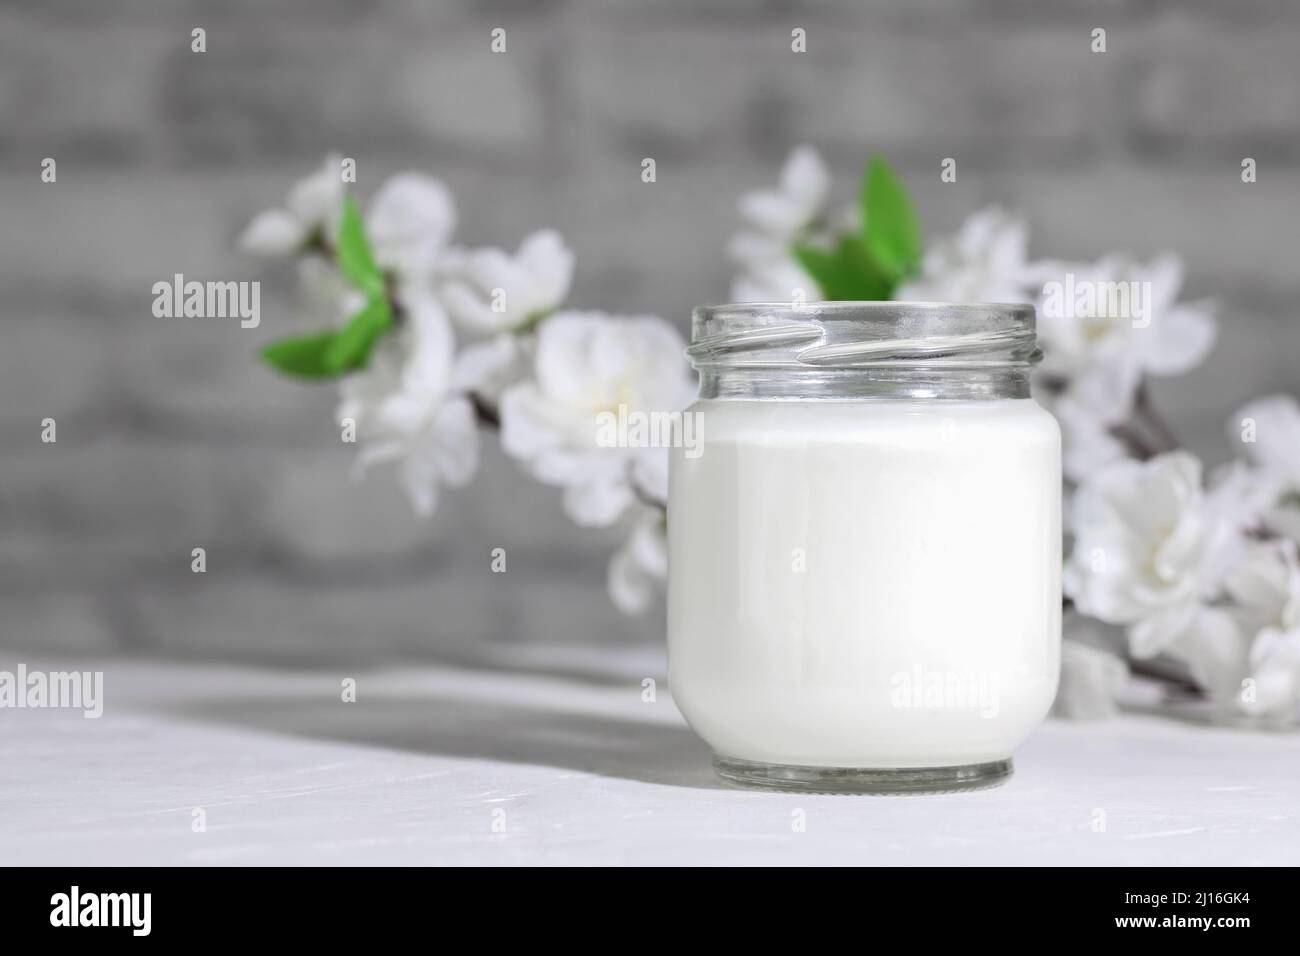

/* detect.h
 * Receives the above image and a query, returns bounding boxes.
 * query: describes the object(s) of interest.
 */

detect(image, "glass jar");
[667,302,1061,793]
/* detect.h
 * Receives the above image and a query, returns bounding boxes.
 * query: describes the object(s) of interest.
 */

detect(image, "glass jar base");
[713,755,1013,794]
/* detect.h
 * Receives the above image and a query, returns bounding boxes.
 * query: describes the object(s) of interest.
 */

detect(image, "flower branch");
[241,156,690,612]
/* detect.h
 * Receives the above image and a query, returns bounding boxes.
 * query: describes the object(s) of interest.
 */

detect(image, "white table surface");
[2,652,1298,866]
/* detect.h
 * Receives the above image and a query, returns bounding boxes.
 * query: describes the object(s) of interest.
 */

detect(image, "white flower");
[607,511,668,615]
[441,230,574,333]
[895,207,1037,304]
[336,291,479,517]
[239,154,344,257]
[1052,391,1129,486]
[1169,606,1253,711]
[500,312,694,528]
[1249,627,1300,720]
[365,172,457,277]
[1035,254,1216,412]
[1229,396,1300,542]
[452,334,530,405]
[1065,452,1237,658]
[1220,541,1300,718]
[1058,420,1125,490]
[1037,340,1139,487]
[729,256,819,304]
[1233,395,1300,478]
[1207,460,1287,537]
[728,146,828,302]
[732,145,829,256]
[1225,541,1300,630]
[1054,635,1129,720]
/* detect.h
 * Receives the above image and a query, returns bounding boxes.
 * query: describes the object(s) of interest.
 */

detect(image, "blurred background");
[3,0,1298,669]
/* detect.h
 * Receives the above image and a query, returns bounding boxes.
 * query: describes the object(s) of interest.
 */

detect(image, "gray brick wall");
[3,1,1298,664]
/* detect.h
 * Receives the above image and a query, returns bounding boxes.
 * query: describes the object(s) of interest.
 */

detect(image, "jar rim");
[688,300,1040,370]
[693,300,1035,321]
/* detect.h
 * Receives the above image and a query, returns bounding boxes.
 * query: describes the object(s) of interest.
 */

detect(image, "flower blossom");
[336,292,479,517]
[500,312,694,528]
[607,511,669,615]
[239,154,345,257]
[1053,633,1129,720]
[364,172,457,277]
[895,207,1039,305]
[728,146,829,302]
[1064,451,1238,658]
[1227,395,1300,542]
[441,230,575,333]
[1035,254,1216,414]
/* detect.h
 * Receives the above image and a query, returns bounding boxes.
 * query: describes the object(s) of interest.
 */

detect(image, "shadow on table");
[159,693,724,790]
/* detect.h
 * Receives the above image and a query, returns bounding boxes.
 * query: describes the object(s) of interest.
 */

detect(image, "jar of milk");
[667,302,1061,793]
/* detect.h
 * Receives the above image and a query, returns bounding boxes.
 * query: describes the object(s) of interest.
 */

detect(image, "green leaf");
[860,156,922,281]
[260,297,393,380]
[261,198,395,382]
[325,295,392,373]
[793,234,892,300]
[259,331,344,380]
[335,193,384,297]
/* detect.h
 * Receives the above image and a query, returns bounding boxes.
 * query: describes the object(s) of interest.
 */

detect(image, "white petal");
[1056,396,1129,484]
[898,208,1037,306]
[738,192,807,238]
[286,154,344,233]
[1243,638,1300,719]
[430,397,480,486]
[1053,638,1129,720]
[1065,360,1141,425]
[1206,460,1281,531]
[499,383,564,460]
[727,230,786,264]
[1248,623,1300,719]
[1171,606,1251,707]
[730,257,818,303]
[632,447,670,505]
[452,334,525,399]
[563,475,633,528]
[1143,301,1217,376]
[516,229,575,311]
[352,439,404,476]
[441,279,506,333]
[367,172,457,272]
[399,459,441,518]
[734,147,829,240]
[1128,602,1199,658]
[533,312,606,405]
[628,514,668,578]
[608,543,655,615]
[238,209,307,257]
[1223,541,1295,624]
[1232,394,1300,477]
[780,145,830,212]
[395,293,456,400]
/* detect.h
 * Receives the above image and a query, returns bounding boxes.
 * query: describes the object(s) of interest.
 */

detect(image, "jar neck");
[698,366,1033,401]
[689,302,1042,402]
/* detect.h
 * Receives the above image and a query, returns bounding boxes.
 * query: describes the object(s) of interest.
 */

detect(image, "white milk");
[668,398,1061,769]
